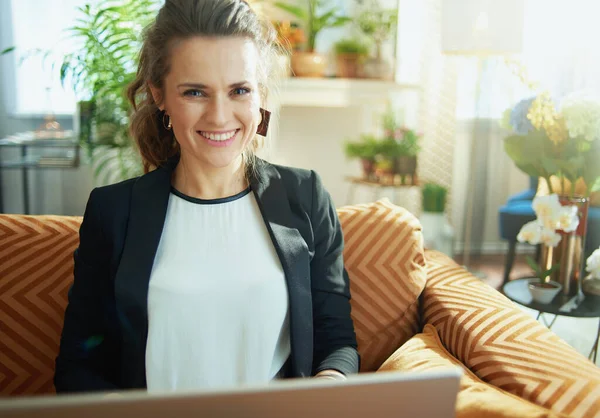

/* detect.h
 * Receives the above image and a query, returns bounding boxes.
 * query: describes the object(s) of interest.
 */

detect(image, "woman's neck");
[172,154,248,200]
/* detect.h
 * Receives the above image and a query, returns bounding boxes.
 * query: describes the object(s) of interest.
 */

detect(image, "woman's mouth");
[198,129,239,147]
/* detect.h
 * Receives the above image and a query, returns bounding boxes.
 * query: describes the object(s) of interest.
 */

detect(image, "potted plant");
[344,134,380,179]
[4,0,157,185]
[355,0,398,80]
[272,20,305,77]
[420,183,454,255]
[503,91,600,296]
[525,257,562,304]
[274,0,350,77]
[333,38,369,78]
[374,158,394,184]
[517,194,582,301]
[380,108,421,184]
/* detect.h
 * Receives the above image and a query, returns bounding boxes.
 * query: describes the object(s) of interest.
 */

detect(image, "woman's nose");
[204,96,230,127]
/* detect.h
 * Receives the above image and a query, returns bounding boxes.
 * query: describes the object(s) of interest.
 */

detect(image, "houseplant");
[504,93,600,297]
[525,255,563,304]
[354,0,398,80]
[380,107,421,184]
[420,183,454,255]
[517,194,582,299]
[274,0,350,77]
[272,20,305,77]
[333,38,369,78]
[5,0,158,184]
[344,134,380,179]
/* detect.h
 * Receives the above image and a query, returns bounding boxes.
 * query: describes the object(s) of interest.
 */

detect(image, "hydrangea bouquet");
[501,93,600,198]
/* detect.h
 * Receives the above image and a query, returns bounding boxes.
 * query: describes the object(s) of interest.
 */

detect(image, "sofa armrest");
[422,250,600,418]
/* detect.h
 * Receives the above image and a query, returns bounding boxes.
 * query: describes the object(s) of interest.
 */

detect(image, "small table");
[502,278,600,362]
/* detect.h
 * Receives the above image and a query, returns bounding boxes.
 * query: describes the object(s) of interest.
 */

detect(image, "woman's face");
[152,36,262,170]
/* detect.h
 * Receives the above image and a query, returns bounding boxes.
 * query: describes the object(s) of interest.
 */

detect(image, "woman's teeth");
[199,130,237,141]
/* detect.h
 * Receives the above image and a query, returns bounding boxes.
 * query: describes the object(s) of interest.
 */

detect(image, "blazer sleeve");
[54,188,120,393]
[309,171,360,376]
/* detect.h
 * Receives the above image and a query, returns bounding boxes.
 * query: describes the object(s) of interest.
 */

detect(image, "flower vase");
[540,196,589,297]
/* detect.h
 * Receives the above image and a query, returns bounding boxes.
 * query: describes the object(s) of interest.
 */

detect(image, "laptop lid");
[0,368,462,418]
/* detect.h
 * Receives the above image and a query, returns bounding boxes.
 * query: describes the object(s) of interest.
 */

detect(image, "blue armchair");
[498,177,538,285]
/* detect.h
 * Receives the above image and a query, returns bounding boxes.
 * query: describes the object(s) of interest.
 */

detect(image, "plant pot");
[420,212,451,253]
[528,278,562,304]
[360,159,375,179]
[540,195,590,297]
[336,54,363,79]
[362,55,394,80]
[393,156,418,185]
[291,52,327,78]
[273,52,292,78]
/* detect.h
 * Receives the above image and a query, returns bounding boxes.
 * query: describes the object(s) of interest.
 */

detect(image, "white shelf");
[278,77,421,108]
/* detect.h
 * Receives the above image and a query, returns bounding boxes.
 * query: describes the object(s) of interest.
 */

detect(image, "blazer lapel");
[114,161,174,388]
[251,162,313,378]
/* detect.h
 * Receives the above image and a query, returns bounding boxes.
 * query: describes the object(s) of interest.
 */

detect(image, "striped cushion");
[422,249,600,418]
[378,324,566,418]
[0,214,82,396]
[337,199,427,372]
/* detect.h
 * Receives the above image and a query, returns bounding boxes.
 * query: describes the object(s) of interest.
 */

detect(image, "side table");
[502,278,600,362]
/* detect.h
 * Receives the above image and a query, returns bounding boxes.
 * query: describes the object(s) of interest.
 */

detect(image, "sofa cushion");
[0,214,82,396]
[337,199,427,372]
[423,250,600,418]
[378,324,566,418]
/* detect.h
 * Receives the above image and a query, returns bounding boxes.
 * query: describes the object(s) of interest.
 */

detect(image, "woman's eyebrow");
[177,81,250,89]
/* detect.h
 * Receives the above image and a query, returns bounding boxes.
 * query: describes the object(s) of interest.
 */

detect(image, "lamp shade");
[441,0,524,56]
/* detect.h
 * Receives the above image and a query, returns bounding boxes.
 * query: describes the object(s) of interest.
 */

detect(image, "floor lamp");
[441,0,525,271]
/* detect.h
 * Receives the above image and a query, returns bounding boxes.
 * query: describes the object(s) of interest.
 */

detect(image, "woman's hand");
[314,369,347,381]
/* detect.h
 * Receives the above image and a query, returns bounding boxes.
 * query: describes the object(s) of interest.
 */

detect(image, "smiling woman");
[54,0,359,395]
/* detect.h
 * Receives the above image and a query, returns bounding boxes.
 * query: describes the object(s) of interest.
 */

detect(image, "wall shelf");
[278,77,421,108]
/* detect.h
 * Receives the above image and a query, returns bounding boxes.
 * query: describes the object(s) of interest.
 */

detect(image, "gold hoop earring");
[162,112,172,130]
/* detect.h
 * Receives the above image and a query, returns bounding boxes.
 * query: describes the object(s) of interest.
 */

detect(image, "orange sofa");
[1,200,599,417]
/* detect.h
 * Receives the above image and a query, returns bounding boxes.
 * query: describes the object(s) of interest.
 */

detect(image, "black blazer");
[54,157,360,393]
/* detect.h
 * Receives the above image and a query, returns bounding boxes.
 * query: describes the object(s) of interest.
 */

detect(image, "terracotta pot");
[336,54,363,79]
[291,52,327,78]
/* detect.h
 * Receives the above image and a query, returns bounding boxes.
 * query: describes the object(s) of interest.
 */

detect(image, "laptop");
[0,368,462,418]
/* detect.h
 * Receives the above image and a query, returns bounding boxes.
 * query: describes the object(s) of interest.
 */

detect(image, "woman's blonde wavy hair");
[127,0,285,174]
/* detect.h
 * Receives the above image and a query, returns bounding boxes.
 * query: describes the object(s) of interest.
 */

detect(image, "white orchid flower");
[540,228,562,247]
[587,248,600,279]
[555,205,580,233]
[533,194,562,230]
[517,221,542,245]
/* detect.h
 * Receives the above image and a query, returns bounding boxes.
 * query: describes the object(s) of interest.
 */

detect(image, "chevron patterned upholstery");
[423,250,600,418]
[1,205,599,418]
[337,199,427,372]
[0,214,82,396]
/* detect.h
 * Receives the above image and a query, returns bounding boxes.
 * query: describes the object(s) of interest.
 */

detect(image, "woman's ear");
[149,83,164,111]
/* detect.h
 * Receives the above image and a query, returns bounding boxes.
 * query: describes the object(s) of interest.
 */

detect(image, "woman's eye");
[183,89,204,97]
[233,87,251,96]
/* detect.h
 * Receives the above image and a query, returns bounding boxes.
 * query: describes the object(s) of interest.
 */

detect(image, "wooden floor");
[452,253,531,290]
